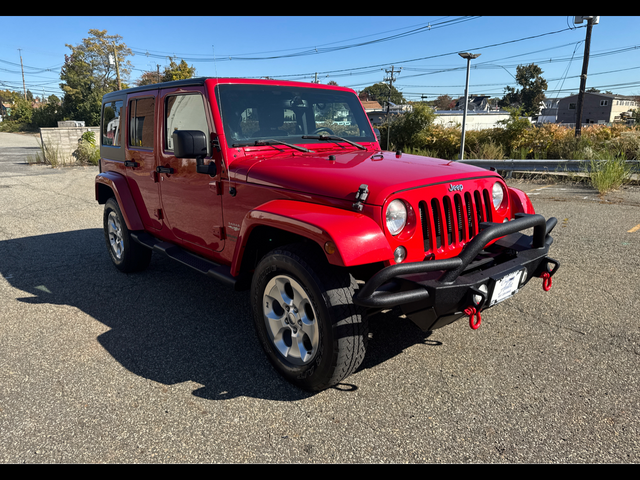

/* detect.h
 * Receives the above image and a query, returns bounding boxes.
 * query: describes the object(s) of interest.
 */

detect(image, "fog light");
[394,246,407,263]
[473,284,488,306]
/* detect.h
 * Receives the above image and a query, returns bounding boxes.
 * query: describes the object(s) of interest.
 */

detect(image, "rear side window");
[129,97,155,149]
[165,94,210,156]
[102,100,124,147]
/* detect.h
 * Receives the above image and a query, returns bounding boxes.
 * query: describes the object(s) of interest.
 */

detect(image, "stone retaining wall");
[39,126,100,164]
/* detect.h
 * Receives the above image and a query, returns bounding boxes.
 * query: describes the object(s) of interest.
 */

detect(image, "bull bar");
[353,213,560,330]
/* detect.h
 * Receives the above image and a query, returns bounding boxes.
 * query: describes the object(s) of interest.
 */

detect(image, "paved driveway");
[0,132,638,463]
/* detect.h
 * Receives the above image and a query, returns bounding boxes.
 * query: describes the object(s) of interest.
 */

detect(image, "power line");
[128,17,482,62]
[270,25,586,82]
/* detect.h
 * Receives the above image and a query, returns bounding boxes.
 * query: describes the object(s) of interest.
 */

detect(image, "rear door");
[125,90,162,230]
[157,86,225,253]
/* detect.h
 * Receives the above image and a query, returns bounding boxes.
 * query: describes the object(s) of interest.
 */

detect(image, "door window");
[129,97,155,149]
[101,100,123,146]
[165,94,210,155]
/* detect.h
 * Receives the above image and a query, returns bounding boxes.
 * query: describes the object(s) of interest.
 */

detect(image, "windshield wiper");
[232,139,313,153]
[301,134,366,150]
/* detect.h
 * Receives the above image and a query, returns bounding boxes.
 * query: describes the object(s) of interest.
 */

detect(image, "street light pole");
[458,52,480,161]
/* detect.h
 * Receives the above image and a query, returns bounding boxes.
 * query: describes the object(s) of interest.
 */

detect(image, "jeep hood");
[234,150,500,206]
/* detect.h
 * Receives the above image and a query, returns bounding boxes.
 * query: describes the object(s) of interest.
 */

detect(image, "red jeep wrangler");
[96,77,559,391]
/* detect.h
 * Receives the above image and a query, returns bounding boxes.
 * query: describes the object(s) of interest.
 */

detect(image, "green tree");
[383,103,436,151]
[60,50,100,125]
[499,63,548,116]
[162,57,196,82]
[10,97,33,124]
[434,94,455,110]
[135,70,161,86]
[60,29,133,125]
[32,95,62,127]
[69,29,133,91]
[0,89,21,105]
[360,83,405,106]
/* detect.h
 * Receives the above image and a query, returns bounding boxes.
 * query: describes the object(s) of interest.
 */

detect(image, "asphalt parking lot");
[0,132,638,463]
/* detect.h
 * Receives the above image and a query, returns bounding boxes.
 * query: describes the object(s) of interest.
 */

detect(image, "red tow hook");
[540,259,559,292]
[464,306,482,330]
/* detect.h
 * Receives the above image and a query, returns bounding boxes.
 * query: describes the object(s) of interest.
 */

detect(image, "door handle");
[124,160,139,167]
[156,166,174,174]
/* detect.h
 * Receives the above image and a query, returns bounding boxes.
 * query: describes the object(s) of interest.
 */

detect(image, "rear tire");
[103,198,152,273]
[250,244,367,391]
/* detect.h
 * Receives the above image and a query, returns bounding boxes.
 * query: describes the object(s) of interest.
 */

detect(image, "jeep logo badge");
[448,184,463,192]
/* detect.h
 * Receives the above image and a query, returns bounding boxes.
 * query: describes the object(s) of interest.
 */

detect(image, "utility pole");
[384,65,400,88]
[157,64,161,84]
[112,41,122,90]
[383,66,401,151]
[574,16,599,138]
[18,49,26,100]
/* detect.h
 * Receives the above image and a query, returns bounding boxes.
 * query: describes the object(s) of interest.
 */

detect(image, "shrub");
[496,107,532,155]
[587,152,635,194]
[603,131,640,160]
[72,133,100,166]
[468,139,505,160]
[0,120,25,133]
[422,124,461,160]
[385,104,437,151]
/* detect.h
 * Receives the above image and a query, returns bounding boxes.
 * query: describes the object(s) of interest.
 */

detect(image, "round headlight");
[386,199,407,236]
[492,182,505,209]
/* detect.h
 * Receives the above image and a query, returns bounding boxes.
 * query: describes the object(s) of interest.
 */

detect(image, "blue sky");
[2,16,639,103]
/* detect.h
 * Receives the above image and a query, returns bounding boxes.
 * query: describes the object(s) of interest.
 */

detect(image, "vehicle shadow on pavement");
[0,229,439,400]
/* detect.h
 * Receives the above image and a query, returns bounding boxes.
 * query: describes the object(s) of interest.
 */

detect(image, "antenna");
[212,45,225,151]
[212,45,219,80]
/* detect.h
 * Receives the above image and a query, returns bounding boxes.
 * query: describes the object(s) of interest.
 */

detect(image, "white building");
[433,111,518,130]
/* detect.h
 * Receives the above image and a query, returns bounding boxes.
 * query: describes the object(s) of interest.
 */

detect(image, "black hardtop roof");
[102,76,354,103]
[102,77,207,101]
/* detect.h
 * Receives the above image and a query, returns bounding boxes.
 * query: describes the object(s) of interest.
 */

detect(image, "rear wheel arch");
[95,172,144,231]
[96,182,115,204]
[103,197,152,272]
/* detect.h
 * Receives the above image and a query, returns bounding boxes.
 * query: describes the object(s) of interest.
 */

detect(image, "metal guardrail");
[458,159,640,176]
[458,159,640,172]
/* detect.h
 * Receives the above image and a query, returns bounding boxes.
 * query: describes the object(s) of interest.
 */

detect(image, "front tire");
[250,244,367,391]
[103,198,152,273]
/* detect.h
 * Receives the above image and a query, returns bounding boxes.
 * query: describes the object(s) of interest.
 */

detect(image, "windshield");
[215,84,376,149]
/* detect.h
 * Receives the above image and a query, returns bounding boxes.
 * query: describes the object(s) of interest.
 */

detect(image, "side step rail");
[131,232,236,288]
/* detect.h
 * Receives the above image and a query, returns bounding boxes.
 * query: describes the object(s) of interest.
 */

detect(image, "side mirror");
[172,130,216,176]
[373,128,381,142]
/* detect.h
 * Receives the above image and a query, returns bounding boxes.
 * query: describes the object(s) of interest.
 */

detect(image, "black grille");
[419,189,492,253]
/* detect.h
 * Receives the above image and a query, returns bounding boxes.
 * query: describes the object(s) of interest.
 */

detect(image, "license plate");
[489,270,523,306]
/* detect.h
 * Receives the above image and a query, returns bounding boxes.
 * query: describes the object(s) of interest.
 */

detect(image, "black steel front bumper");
[353,213,560,331]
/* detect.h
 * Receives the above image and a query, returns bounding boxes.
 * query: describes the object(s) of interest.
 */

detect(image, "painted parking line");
[628,224,640,233]
[526,186,553,195]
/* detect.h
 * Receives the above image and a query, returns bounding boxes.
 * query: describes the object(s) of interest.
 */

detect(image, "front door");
[157,86,224,253]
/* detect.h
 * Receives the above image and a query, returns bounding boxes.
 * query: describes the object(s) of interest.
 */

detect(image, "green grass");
[587,154,635,194]
[26,142,62,167]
